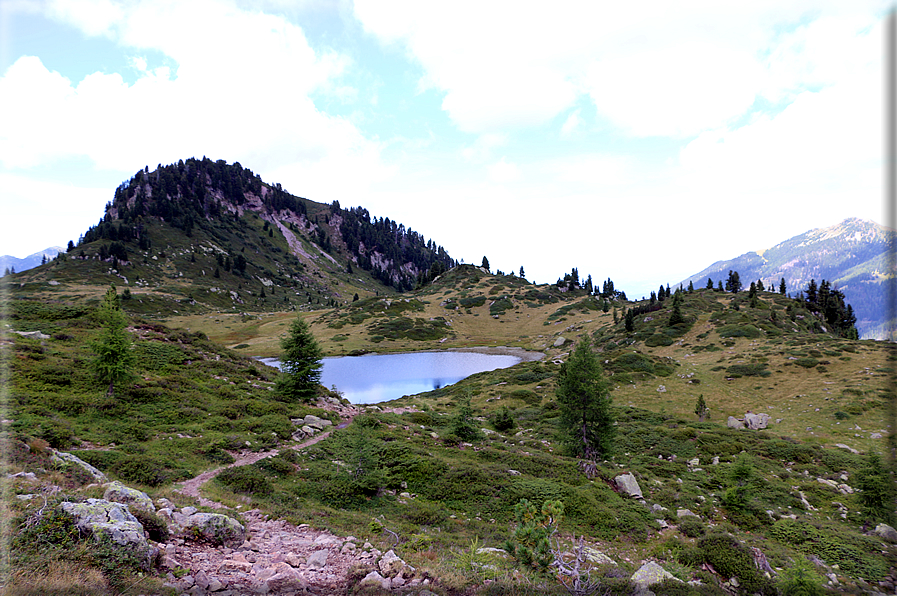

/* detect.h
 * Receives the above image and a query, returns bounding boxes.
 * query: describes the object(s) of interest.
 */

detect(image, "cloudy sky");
[0,1,890,298]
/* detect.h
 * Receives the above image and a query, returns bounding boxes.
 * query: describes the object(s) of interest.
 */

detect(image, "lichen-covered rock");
[361,570,391,589]
[614,473,643,499]
[51,451,108,483]
[744,412,769,430]
[631,561,678,589]
[379,549,413,578]
[727,416,745,430]
[103,481,155,513]
[874,523,897,543]
[60,499,154,569]
[177,511,245,547]
[583,547,617,566]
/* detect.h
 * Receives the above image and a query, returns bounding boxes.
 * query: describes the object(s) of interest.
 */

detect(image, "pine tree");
[668,292,686,326]
[556,338,614,459]
[481,256,490,271]
[779,278,787,295]
[706,278,714,290]
[275,315,324,402]
[90,285,136,396]
[688,280,694,293]
[624,308,634,332]
[725,270,742,293]
[694,394,709,421]
[519,266,525,279]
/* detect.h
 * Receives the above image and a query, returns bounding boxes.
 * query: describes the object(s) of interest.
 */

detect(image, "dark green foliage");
[769,519,888,579]
[694,395,709,421]
[505,499,563,572]
[717,324,761,339]
[275,315,323,402]
[697,533,774,595]
[450,396,484,441]
[492,406,516,431]
[367,316,450,341]
[556,338,614,459]
[678,516,706,538]
[217,465,273,495]
[112,454,181,487]
[90,285,136,396]
[793,358,819,368]
[131,508,170,542]
[856,453,896,524]
[776,558,824,596]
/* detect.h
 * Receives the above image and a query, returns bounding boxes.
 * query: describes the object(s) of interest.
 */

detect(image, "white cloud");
[560,110,582,137]
[0,0,385,191]
[0,173,109,254]
[487,157,520,183]
[355,1,889,138]
[45,0,123,37]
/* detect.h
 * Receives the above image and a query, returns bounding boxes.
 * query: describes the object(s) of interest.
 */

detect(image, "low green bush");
[217,465,272,495]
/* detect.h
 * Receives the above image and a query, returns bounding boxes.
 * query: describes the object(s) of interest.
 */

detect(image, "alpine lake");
[259,349,539,404]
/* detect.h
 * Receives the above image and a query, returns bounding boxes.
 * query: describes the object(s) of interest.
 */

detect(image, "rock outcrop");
[103,480,155,513]
[51,451,108,483]
[60,499,155,569]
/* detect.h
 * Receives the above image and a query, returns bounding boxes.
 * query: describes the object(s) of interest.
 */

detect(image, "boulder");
[103,481,155,513]
[614,473,643,499]
[266,567,305,593]
[60,499,155,569]
[51,451,108,483]
[676,509,699,519]
[361,570,391,590]
[553,337,566,347]
[379,549,412,578]
[177,511,245,547]
[874,523,897,543]
[302,415,332,430]
[306,549,329,568]
[583,547,617,566]
[744,412,770,430]
[727,416,745,430]
[631,561,678,589]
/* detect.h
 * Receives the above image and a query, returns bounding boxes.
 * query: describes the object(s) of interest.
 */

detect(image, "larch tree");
[90,284,136,396]
[275,315,324,402]
[556,338,614,459]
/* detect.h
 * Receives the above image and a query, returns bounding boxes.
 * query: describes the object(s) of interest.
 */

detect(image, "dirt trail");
[163,401,424,594]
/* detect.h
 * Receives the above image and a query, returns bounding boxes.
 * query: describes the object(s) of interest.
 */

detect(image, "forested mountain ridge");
[11,158,455,314]
[677,218,895,339]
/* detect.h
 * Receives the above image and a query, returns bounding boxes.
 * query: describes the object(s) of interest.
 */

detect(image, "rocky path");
[163,400,427,595]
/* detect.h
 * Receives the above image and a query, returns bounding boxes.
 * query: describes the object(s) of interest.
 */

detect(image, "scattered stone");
[744,412,770,430]
[874,523,897,543]
[614,473,643,499]
[727,416,745,430]
[362,570,390,590]
[677,509,699,519]
[554,336,566,347]
[631,561,678,589]
[379,549,412,578]
[177,512,245,547]
[583,547,617,566]
[306,549,329,568]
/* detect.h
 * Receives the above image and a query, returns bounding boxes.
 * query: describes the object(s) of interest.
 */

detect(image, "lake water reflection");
[260,351,523,404]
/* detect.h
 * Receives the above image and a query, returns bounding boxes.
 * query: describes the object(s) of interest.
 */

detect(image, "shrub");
[216,465,272,495]
[777,558,824,596]
[492,406,515,432]
[113,455,169,487]
[698,533,774,594]
[717,324,761,339]
[678,516,706,538]
[407,411,432,426]
[794,358,819,368]
[645,334,675,347]
[509,389,541,405]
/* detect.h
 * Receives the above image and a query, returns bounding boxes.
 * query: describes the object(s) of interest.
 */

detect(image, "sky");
[0,0,891,299]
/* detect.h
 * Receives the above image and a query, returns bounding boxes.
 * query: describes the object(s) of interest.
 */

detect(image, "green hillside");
[676,218,896,339]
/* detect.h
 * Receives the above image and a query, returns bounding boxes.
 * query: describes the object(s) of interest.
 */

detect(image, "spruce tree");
[481,256,490,271]
[779,278,787,295]
[706,278,714,290]
[556,338,614,459]
[90,285,136,396]
[694,394,709,421]
[275,315,324,402]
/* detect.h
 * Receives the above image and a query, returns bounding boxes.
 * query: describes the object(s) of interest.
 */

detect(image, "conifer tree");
[556,338,614,459]
[275,315,324,402]
[706,278,714,290]
[688,280,694,293]
[481,256,490,271]
[90,285,136,396]
[694,394,709,421]
[779,278,787,295]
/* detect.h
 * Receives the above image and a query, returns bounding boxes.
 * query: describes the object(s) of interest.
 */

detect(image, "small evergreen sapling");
[694,394,709,421]
[275,315,324,402]
[90,285,136,396]
[505,498,563,572]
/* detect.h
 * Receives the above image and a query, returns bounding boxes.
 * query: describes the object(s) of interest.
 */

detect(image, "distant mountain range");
[677,218,895,339]
[1,247,63,275]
